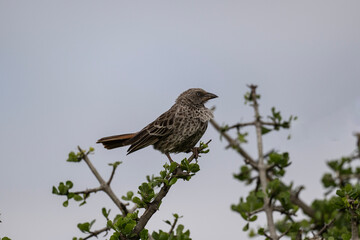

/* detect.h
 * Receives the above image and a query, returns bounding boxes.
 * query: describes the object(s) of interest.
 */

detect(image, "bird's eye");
[196,92,202,97]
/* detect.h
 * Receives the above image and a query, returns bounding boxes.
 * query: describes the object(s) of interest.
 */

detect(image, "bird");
[97,88,218,162]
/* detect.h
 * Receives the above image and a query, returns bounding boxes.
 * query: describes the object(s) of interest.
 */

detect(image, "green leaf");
[344,183,352,193]
[109,161,122,167]
[73,194,83,201]
[249,215,257,222]
[159,231,169,240]
[169,177,178,185]
[67,151,80,162]
[169,162,178,173]
[258,228,265,235]
[242,223,249,231]
[102,207,111,219]
[63,200,69,207]
[66,180,73,189]
[77,221,95,233]
[52,186,59,194]
[140,229,149,240]
[336,189,345,197]
[261,127,272,135]
[189,163,200,173]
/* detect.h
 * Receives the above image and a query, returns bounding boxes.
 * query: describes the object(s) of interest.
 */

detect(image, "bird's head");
[176,88,218,106]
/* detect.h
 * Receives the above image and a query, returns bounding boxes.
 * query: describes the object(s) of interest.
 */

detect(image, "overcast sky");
[1,1,360,239]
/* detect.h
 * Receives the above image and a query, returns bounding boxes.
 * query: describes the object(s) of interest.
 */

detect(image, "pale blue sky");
[1,1,360,239]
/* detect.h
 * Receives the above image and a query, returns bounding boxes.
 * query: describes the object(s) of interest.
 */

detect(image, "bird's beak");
[204,92,218,101]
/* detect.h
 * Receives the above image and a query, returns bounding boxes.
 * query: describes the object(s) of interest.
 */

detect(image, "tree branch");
[210,119,258,169]
[250,85,278,240]
[227,121,256,130]
[73,186,102,195]
[350,208,359,240]
[168,216,179,235]
[132,141,210,236]
[78,146,129,216]
[82,226,111,240]
[210,117,316,219]
[107,164,117,185]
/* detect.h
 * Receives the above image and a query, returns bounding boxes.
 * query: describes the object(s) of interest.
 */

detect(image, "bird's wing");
[127,108,175,154]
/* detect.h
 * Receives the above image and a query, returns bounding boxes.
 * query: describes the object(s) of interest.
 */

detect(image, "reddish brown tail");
[97,133,137,149]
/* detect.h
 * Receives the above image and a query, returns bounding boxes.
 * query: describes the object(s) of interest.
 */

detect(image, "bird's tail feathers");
[97,133,137,149]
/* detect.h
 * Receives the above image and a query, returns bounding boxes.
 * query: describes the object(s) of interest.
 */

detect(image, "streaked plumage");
[97,88,217,158]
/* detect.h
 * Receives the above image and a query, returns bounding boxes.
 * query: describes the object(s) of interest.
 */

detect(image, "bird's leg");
[165,152,174,163]
[192,147,200,159]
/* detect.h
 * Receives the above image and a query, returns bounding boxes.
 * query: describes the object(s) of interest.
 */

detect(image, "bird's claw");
[192,147,200,159]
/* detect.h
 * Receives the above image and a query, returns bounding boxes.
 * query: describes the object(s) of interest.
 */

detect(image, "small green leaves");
[122,191,134,201]
[169,177,178,186]
[237,132,248,143]
[261,127,272,135]
[52,181,73,195]
[322,173,337,188]
[67,151,81,162]
[107,212,139,238]
[77,219,96,233]
[152,224,191,240]
[244,91,260,105]
[140,229,149,240]
[267,107,296,131]
[138,182,155,204]
[108,161,122,168]
[102,207,111,219]
[233,165,253,185]
[180,158,200,175]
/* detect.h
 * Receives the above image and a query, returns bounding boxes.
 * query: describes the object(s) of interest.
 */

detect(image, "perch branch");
[131,141,210,236]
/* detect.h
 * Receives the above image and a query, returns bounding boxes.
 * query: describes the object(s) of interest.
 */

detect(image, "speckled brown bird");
[97,88,217,161]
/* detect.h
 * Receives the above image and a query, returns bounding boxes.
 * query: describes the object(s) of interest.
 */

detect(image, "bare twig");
[250,85,278,240]
[227,121,256,130]
[210,119,258,169]
[278,226,291,239]
[82,226,111,240]
[289,191,315,218]
[73,186,102,195]
[312,217,336,239]
[107,164,117,185]
[168,216,179,235]
[78,146,129,216]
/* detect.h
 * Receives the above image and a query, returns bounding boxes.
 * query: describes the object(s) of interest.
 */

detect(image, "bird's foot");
[192,147,200,159]
[165,152,174,163]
